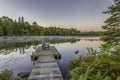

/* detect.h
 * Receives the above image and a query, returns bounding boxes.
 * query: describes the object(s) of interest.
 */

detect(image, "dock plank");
[29,46,63,80]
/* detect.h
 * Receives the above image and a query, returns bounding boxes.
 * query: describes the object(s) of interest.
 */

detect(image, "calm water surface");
[0,36,103,79]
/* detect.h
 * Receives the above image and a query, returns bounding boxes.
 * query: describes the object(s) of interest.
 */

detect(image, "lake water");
[0,36,103,79]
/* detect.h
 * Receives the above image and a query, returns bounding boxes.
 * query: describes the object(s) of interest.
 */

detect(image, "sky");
[0,0,114,31]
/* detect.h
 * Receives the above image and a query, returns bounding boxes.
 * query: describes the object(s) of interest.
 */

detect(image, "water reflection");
[55,39,103,79]
[0,36,102,79]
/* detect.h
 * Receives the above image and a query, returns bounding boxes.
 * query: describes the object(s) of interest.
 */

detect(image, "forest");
[0,16,104,36]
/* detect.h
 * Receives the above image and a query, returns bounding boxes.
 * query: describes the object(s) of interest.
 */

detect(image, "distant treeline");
[0,16,104,36]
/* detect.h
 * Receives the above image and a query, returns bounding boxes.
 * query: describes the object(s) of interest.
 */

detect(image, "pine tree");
[102,0,120,43]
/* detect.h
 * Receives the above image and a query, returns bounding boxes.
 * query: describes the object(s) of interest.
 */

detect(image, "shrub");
[0,69,13,80]
[69,44,120,80]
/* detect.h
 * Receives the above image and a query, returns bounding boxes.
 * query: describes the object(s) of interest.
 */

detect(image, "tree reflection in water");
[0,38,80,55]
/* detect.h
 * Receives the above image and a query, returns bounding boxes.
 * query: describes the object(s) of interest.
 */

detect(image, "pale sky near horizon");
[0,0,114,31]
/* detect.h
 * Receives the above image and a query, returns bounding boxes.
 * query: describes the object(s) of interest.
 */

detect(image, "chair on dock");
[42,42,49,50]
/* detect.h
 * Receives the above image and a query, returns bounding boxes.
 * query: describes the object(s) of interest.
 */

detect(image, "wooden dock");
[29,46,63,80]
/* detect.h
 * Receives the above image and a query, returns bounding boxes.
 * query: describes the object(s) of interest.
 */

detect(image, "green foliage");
[102,0,120,43]
[0,16,104,36]
[69,44,120,80]
[0,69,13,80]
[81,31,104,36]
[70,66,112,80]
[0,69,29,80]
